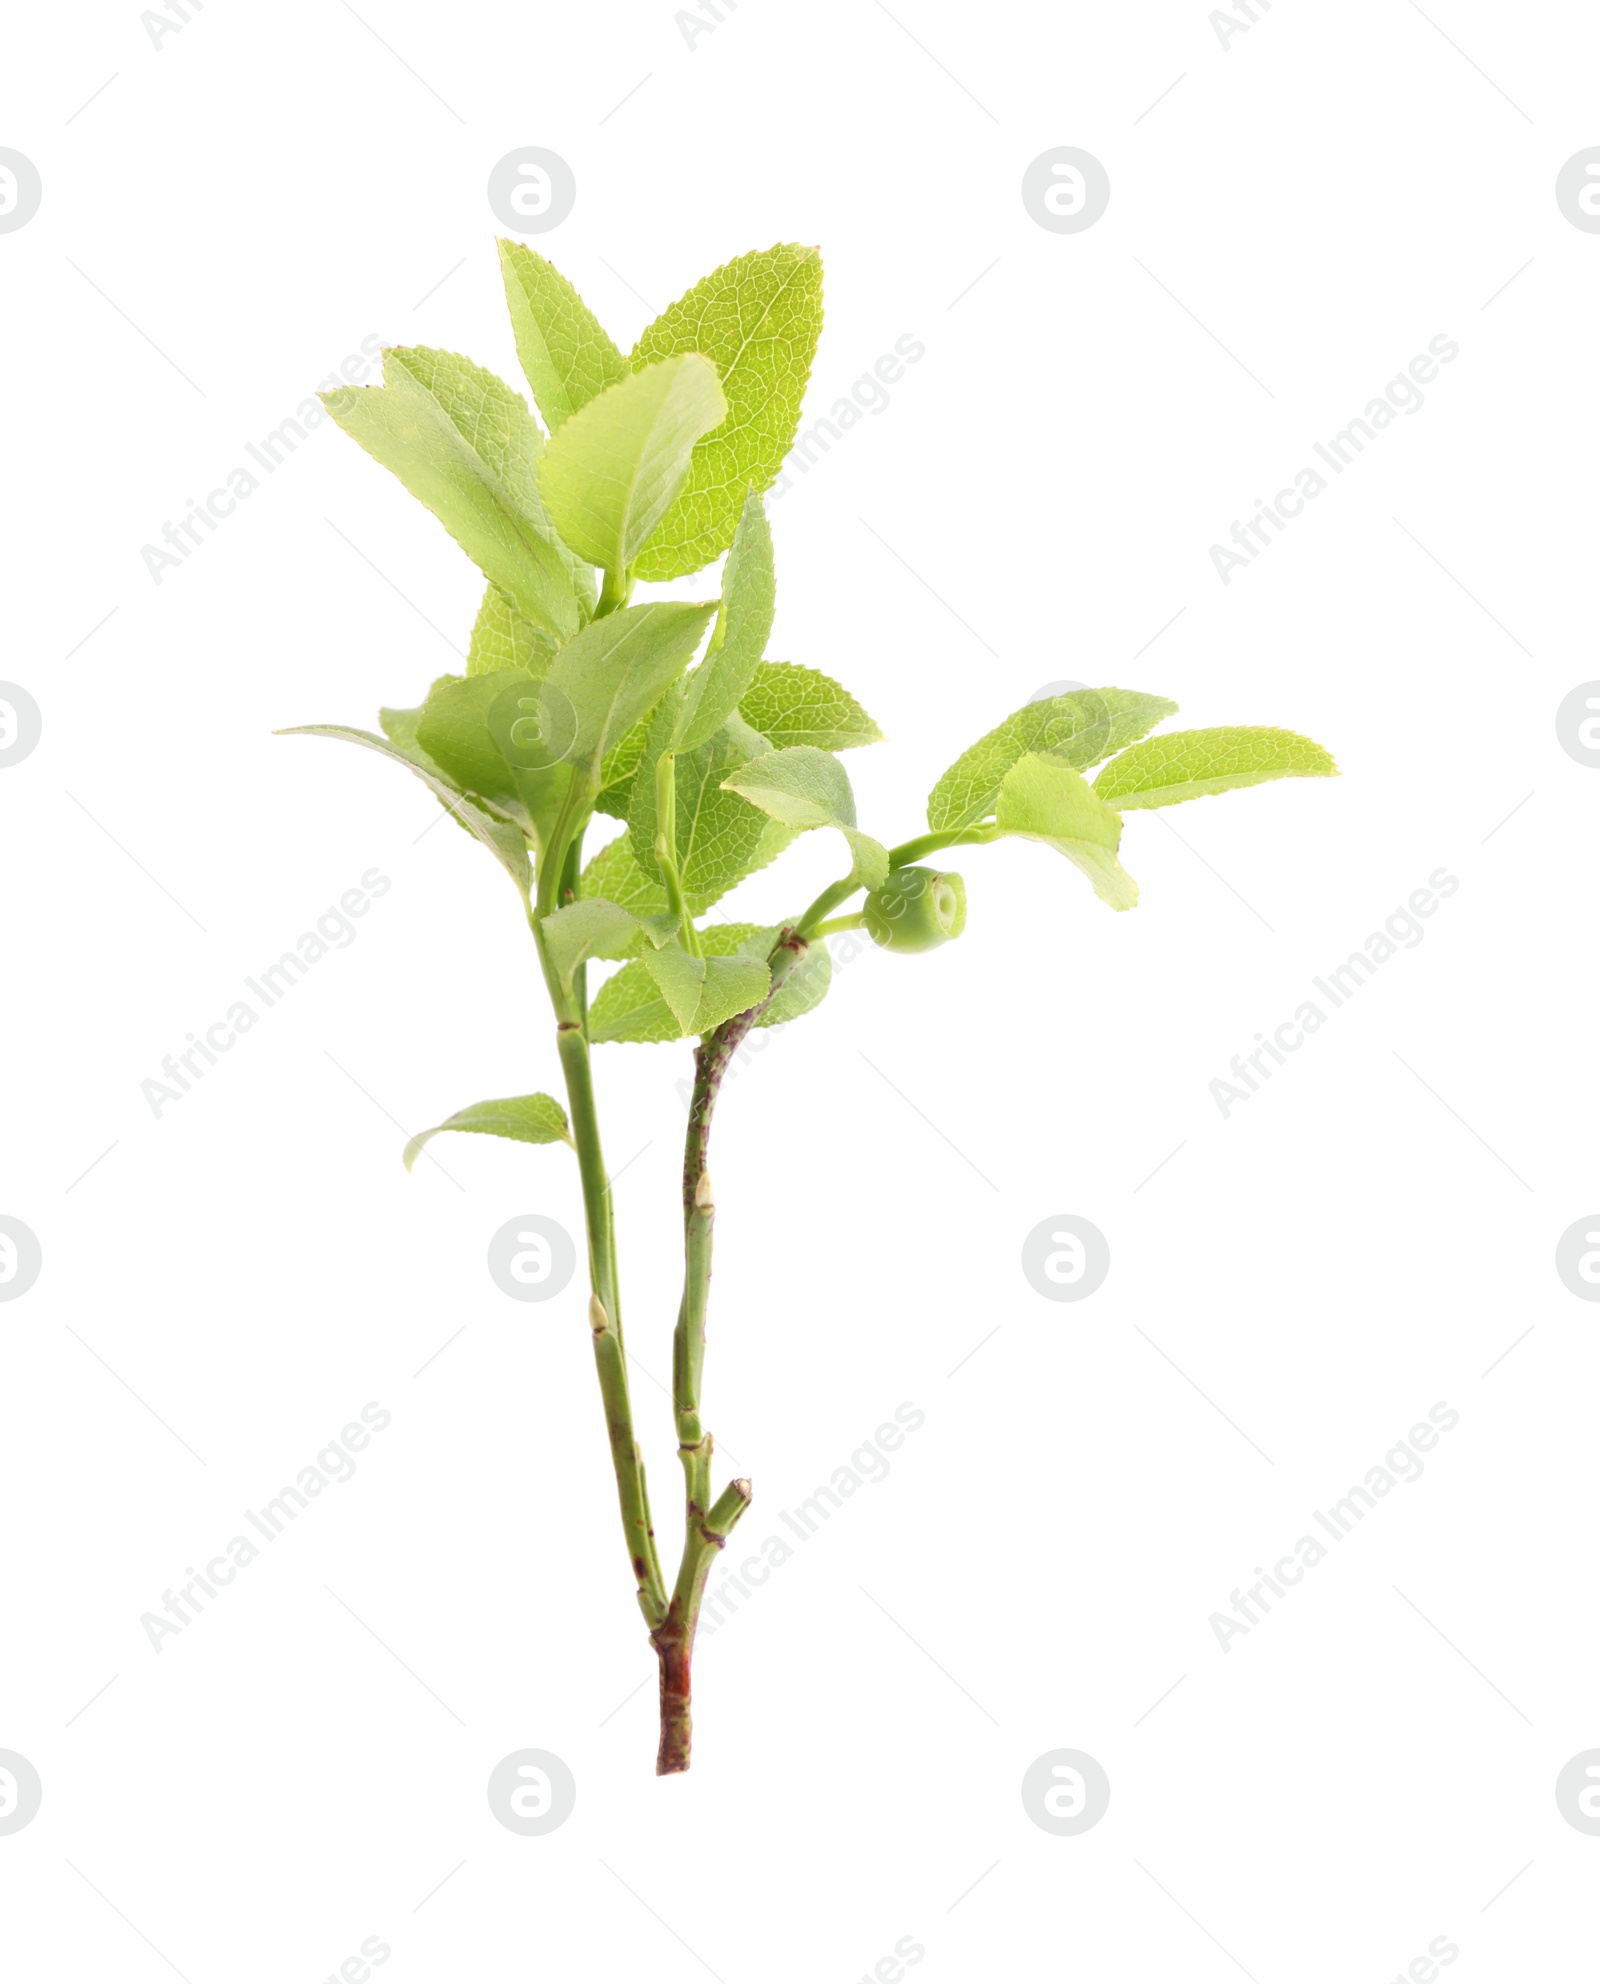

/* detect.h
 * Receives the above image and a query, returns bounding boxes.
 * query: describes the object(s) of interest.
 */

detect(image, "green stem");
[887,821,1001,866]
[531,813,667,1632]
[809,911,865,938]
[596,566,632,617]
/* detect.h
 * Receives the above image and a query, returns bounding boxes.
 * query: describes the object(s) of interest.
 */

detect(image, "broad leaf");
[674,493,775,751]
[928,688,1178,834]
[739,661,882,751]
[278,722,530,900]
[322,348,581,640]
[498,240,627,433]
[537,354,727,576]
[415,669,574,854]
[403,1093,570,1171]
[590,923,828,1044]
[996,753,1138,912]
[629,244,825,580]
[466,584,555,678]
[543,601,717,786]
[1094,726,1338,810]
[719,745,886,887]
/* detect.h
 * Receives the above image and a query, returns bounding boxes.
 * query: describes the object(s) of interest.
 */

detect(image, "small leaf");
[720,745,877,883]
[674,493,775,751]
[1094,726,1339,810]
[722,745,856,830]
[321,348,581,640]
[996,753,1138,912]
[739,661,882,751]
[539,900,670,992]
[643,944,707,1032]
[629,244,825,580]
[543,601,717,786]
[928,689,1178,833]
[537,354,727,575]
[696,953,771,1032]
[589,923,821,1044]
[844,831,889,892]
[498,240,627,433]
[278,723,531,900]
[466,584,556,678]
[403,1093,570,1172]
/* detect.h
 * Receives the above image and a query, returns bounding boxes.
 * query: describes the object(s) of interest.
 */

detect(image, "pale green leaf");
[589,923,824,1044]
[643,944,706,1032]
[1094,726,1339,810]
[498,240,627,432]
[539,899,676,996]
[928,688,1178,833]
[721,745,855,830]
[537,353,727,575]
[322,349,581,640]
[996,753,1138,912]
[721,744,876,885]
[543,601,717,785]
[466,584,556,678]
[415,669,574,855]
[844,830,889,892]
[739,661,882,751]
[580,829,671,919]
[594,715,652,819]
[697,953,772,1031]
[675,492,775,750]
[629,244,825,580]
[278,722,530,900]
[403,1093,570,1171]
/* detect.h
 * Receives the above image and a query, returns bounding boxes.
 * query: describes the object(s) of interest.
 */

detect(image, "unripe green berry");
[863,867,968,953]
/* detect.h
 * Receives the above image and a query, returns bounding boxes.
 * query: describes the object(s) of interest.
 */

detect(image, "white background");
[3,1,1596,1977]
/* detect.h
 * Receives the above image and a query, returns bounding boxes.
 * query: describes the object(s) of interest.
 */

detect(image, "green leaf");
[322,348,581,641]
[498,240,627,433]
[643,944,707,1032]
[595,715,652,819]
[590,923,825,1044]
[629,244,825,580]
[698,953,772,1031]
[278,722,531,901]
[674,493,775,751]
[467,584,555,679]
[580,829,671,918]
[928,688,1178,834]
[415,669,574,854]
[996,753,1138,912]
[738,661,882,751]
[543,900,659,992]
[403,1093,571,1172]
[719,744,883,884]
[537,353,727,576]
[1094,726,1339,810]
[544,601,717,787]
[721,744,854,829]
